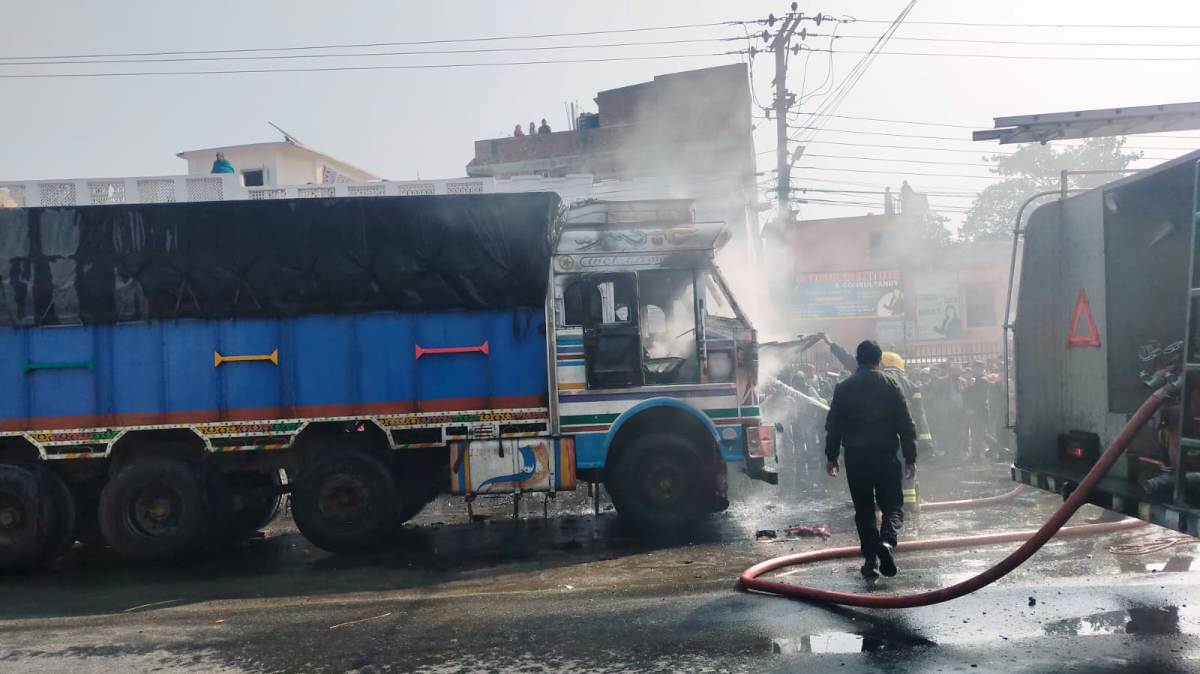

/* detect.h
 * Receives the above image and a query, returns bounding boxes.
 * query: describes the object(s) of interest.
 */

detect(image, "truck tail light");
[1059,430,1100,466]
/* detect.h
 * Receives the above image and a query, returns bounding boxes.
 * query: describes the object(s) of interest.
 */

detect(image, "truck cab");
[546,200,774,524]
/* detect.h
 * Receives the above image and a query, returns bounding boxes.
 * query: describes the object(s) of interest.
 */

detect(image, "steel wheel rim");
[640,454,690,508]
[0,494,26,540]
[317,473,372,524]
[127,484,184,538]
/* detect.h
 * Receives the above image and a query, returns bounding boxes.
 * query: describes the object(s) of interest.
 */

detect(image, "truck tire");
[292,449,398,554]
[98,457,207,562]
[39,467,77,565]
[0,464,54,570]
[607,432,709,533]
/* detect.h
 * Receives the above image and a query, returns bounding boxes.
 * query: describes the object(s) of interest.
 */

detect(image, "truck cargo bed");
[0,306,548,433]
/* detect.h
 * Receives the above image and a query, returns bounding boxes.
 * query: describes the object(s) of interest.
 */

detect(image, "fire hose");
[921,484,1025,511]
[739,383,1176,608]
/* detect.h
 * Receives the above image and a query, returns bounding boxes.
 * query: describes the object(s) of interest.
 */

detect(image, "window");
[702,271,738,319]
[965,284,997,328]
[637,269,699,384]
[560,275,637,327]
[596,279,634,324]
[242,169,265,187]
[561,276,585,326]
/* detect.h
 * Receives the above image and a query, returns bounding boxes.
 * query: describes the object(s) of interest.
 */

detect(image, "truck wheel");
[607,433,709,533]
[39,467,77,565]
[98,457,206,562]
[292,449,398,554]
[0,464,54,570]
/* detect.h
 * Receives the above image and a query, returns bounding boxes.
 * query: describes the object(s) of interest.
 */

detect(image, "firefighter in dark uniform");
[824,340,918,580]
[882,351,935,465]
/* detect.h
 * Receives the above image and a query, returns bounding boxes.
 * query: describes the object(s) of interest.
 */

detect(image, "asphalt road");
[2,461,1199,673]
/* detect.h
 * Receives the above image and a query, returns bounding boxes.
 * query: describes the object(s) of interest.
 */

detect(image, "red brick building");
[764,211,1010,367]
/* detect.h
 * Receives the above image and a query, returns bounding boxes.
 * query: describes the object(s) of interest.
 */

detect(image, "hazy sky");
[2,0,1199,222]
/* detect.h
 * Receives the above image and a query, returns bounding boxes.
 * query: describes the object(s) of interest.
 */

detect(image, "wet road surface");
[2,461,1200,673]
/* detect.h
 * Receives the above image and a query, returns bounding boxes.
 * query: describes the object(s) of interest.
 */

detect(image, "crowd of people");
[769,336,1012,468]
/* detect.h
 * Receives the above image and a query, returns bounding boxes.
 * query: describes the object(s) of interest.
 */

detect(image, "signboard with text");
[793,270,903,319]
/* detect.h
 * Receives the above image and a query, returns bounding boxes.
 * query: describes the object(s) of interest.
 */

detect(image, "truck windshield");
[702,271,738,320]
[638,269,699,384]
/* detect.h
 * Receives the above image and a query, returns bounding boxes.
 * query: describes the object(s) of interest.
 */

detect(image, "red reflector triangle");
[1067,288,1101,348]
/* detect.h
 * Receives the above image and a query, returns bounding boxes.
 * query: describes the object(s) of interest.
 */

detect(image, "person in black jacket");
[824,340,918,580]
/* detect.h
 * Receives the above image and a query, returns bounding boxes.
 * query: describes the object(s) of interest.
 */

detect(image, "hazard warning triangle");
[1067,288,1101,348]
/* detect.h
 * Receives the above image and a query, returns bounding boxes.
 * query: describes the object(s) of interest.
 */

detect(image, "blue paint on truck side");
[0,307,548,431]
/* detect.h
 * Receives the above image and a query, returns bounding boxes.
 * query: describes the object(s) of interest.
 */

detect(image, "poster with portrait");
[915,274,962,340]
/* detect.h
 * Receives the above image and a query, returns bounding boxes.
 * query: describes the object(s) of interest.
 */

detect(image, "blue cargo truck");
[0,192,775,567]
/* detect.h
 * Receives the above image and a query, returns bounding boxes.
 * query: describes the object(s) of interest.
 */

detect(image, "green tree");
[960,137,1141,242]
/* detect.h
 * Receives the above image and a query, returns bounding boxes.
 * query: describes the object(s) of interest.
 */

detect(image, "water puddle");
[1045,606,1193,637]
[771,631,936,654]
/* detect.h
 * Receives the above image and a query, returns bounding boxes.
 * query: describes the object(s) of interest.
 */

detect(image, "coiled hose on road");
[740,384,1175,608]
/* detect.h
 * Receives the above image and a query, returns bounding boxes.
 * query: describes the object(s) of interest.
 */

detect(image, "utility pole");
[770,9,800,234]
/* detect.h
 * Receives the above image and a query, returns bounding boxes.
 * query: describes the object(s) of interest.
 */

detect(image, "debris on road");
[122,599,183,613]
[784,523,832,540]
[755,529,777,541]
[329,612,393,630]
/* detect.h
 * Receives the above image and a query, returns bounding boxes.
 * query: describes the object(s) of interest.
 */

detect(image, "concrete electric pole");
[771,11,800,234]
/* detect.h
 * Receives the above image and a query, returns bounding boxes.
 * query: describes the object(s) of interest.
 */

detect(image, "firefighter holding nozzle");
[824,340,918,581]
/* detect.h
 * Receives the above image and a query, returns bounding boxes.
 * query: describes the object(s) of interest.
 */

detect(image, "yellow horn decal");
[214,349,279,367]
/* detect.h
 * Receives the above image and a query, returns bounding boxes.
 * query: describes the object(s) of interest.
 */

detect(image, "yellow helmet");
[881,351,906,372]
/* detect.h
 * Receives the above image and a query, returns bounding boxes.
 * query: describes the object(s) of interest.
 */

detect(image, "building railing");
[0,173,599,208]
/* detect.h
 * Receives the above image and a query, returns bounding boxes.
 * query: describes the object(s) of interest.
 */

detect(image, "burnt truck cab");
[1012,152,1200,534]
[550,200,776,492]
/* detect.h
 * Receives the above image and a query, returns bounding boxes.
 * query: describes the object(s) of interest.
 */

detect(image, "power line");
[0,37,736,67]
[850,19,1200,30]
[801,152,996,167]
[790,125,974,141]
[792,112,979,128]
[794,187,980,198]
[762,138,1010,154]
[763,46,1200,62]
[792,165,1008,179]
[791,197,972,212]
[835,48,1200,62]
[0,52,732,79]
[788,0,916,150]
[758,144,1178,162]
[783,125,1200,145]
[809,32,1200,48]
[0,20,750,61]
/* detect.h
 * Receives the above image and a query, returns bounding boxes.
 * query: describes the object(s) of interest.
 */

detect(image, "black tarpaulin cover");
[0,192,560,326]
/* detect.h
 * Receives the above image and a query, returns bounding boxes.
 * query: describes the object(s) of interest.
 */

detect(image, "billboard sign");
[793,270,903,319]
